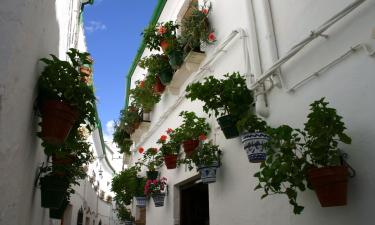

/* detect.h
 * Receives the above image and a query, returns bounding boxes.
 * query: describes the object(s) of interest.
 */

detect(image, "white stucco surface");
[127,0,375,225]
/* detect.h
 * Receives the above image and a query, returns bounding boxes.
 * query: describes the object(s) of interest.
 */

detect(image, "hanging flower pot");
[168,50,184,69]
[153,76,166,94]
[151,193,166,207]
[307,166,348,207]
[197,162,219,184]
[135,196,147,208]
[182,140,200,156]
[240,132,269,163]
[217,114,239,139]
[146,170,159,180]
[40,100,79,145]
[164,154,178,169]
[49,198,69,219]
[159,69,174,85]
[40,175,69,209]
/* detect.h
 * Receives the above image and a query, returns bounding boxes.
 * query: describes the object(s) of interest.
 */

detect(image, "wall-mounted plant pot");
[240,132,269,163]
[151,193,166,207]
[153,76,166,94]
[159,70,174,85]
[40,100,79,145]
[164,154,178,169]
[217,114,239,139]
[49,198,69,219]
[308,166,348,207]
[124,221,133,225]
[40,175,69,209]
[182,140,200,156]
[135,196,147,208]
[146,171,159,180]
[168,51,184,70]
[197,162,219,184]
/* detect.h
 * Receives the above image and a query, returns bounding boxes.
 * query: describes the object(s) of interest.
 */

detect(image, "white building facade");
[126,0,375,225]
[0,1,120,225]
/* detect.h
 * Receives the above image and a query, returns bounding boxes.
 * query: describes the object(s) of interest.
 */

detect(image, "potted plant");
[130,80,161,113]
[40,173,69,209]
[173,111,210,156]
[186,72,253,139]
[134,177,147,208]
[236,111,269,163]
[180,1,215,54]
[115,203,134,225]
[157,129,180,169]
[111,166,140,206]
[254,98,352,214]
[139,54,174,86]
[37,48,97,145]
[143,21,180,53]
[113,121,133,155]
[136,147,163,179]
[181,141,222,184]
[144,177,168,207]
[118,104,142,135]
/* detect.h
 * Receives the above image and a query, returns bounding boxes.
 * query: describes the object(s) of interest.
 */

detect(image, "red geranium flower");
[157,26,167,35]
[138,147,144,154]
[208,32,216,42]
[199,134,207,141]
[160,135,168,142]
[140,80,145,88]
[201,8,209,15]
[166,128,173,134]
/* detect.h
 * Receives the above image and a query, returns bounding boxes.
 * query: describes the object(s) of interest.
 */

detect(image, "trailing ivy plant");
[185,72,253,118]
[254,98,352,214]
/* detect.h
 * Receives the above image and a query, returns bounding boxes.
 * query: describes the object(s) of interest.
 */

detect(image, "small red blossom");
[157,26,167,35]
[139,80,145,88]
[166,128,173,134]
[160,135,168,142]
[201,8,209,15]
[138,147,144,154]
[199,134,207,141]
[208,32,216,42]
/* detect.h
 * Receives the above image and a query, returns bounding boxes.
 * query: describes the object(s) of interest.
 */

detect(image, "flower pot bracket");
[168,51,206,95]
[340,152,356,178]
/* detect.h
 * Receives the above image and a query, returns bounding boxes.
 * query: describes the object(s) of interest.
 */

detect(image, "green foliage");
[254,98,352,214]
[136,148,164,171]
[236,111,268,133]
[173,111,211,142]
[111,166,143,205]
[115,204,134,223]
[117,104,141,135]
[180,141,221,170]
[185,72,253,118]
[113,119,133,154]
[139,54,173,77]
[142,21,180,52]
[303,98,352,167]
[157,131,181,156]
[38,48,97,133]
[130,79,161,112]
[180,1,213,53]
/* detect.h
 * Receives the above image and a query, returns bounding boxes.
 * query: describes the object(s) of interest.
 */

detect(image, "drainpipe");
[245,0,269,117]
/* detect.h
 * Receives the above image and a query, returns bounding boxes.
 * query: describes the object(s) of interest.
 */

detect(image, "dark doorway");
[180,182,209,225]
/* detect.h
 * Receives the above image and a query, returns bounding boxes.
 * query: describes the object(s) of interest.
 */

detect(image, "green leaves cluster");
[139,54,173,78]
[136,148,164,171]
[236,111,268,133]
[180,141,222,170]
[129,80,161,112]
[142,21,180,52]
[254,98,352,214]
[186,72,253,118]
[173,111,211,142]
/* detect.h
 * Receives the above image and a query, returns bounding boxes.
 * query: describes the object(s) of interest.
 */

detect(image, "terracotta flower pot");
[164,154,178,169]
[40,100,79,145]
[182,140,200,156]
[153,76,165,94]
[307,166,348,207]
[160,39,170,52]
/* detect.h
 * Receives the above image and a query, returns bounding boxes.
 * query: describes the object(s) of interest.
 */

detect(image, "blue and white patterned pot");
[135,196,146,208]
[241,132,269,163]
[151,193,166,207]
[198,162,219,184]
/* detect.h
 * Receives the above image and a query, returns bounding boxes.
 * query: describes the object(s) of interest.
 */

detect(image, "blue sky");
[83,0,158,138]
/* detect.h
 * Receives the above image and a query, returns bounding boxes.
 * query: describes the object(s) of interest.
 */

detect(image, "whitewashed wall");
[128,0,375,225]
[0,1,118,225]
